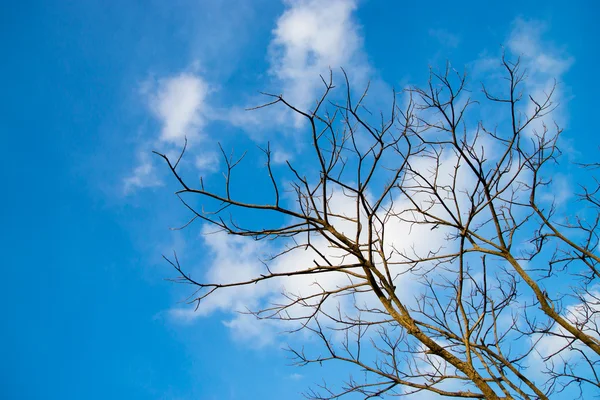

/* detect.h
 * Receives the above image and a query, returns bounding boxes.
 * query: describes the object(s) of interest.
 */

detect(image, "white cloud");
[507,19,573,77]
[269,0,369,111]
[222,313,279,348]
[169,220,363,345]
[507,19,574,135]
[540,173,573,207]
[473,19,573,114]
[222,0,376,156]
[271,148,293,164]
[288,373,303,380]
[123,152,163,193]
[124,72,211,194]
[529,287,600,379]
[167,150,464,345]
[149,73,209,143]
[195,152,220,174]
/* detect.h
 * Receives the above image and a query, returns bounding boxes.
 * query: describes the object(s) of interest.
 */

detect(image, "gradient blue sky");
[1,1,599,399]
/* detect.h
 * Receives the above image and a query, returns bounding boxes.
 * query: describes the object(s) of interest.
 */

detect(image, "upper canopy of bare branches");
[157,57,599,399]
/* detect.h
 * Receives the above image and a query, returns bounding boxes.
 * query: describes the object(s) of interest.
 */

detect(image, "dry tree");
[156,57,600,399]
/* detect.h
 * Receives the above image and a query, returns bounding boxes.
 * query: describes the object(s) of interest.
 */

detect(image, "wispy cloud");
[507,18,573,77]
[123,151,163,193]
[288,373,303,380]
[148,73,209,143]
[194,152,220,174]
[474,18,574,138]
[428,28,460,48]
[167,163,461,346]
[269,0,367,110]
[509,18,574,135]
[124,72,216,194]
[225,0,377,154]
[528,286,600,380]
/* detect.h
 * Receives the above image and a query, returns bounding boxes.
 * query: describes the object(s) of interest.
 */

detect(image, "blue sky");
[1,1,599,399]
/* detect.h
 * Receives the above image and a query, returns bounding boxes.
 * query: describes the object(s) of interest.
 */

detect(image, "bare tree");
[156,56,599,399]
